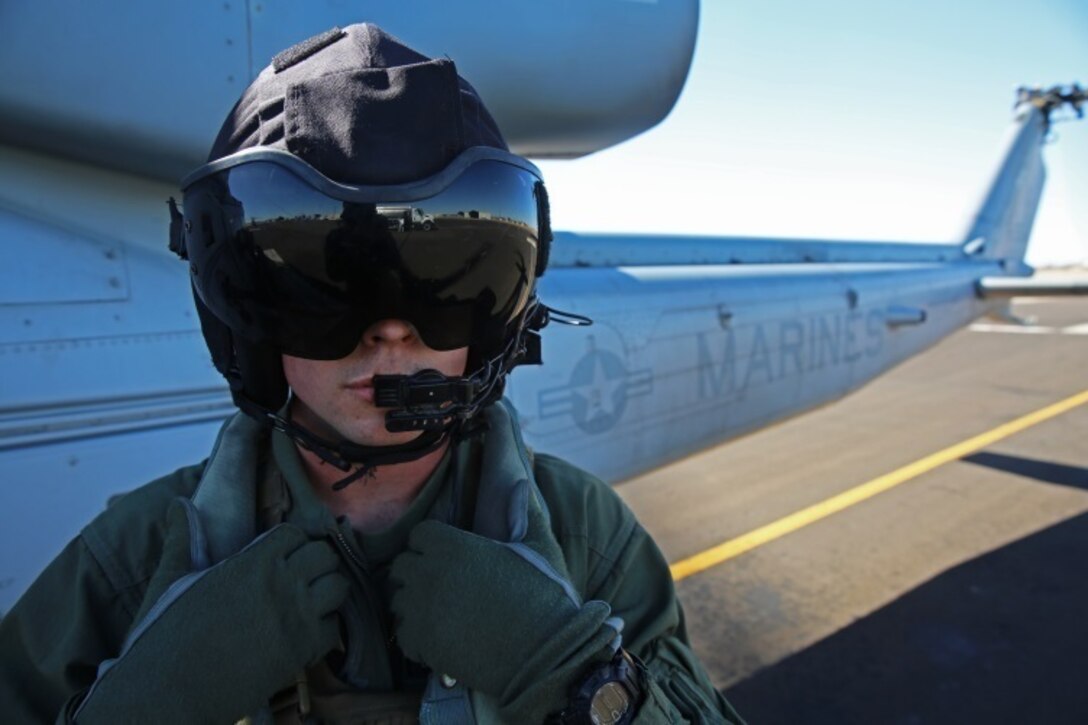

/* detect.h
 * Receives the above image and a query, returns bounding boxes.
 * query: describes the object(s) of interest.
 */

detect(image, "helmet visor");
[181,149,542,359]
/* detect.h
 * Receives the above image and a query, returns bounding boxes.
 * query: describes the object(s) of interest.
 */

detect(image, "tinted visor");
[182,149,542,359]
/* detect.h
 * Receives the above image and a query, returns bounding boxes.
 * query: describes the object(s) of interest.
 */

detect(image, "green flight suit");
[0,403,743,724]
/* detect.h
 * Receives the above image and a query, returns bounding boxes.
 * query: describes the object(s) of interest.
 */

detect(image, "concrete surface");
[617,298,1088,724]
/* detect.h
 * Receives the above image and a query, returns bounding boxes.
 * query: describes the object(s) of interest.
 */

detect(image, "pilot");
[0,24,744,725]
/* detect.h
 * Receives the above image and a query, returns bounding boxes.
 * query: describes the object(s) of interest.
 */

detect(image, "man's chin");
[339,425,425,449]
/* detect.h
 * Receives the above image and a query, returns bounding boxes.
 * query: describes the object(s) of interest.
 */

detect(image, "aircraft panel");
[0,1,697,179]
[0,205,128,305]
[0,420,224,617]
[0,2,250,179]
[550,232,966,267]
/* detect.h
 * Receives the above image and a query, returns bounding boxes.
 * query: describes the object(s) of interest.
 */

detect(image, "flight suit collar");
[265,427,454,565]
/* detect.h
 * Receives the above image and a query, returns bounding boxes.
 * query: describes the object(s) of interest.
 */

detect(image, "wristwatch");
[552,649,645,725]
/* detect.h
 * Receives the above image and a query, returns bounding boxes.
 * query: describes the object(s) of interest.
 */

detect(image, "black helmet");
[169,24,559,482]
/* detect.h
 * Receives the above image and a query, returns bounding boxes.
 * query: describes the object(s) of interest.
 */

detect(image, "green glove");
[73,500,350,725]
[390,519,621,721]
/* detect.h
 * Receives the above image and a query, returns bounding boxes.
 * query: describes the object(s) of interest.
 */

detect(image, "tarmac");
[616,297,1088,724]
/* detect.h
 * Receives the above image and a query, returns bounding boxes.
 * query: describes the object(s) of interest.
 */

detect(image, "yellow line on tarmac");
[669,388,1088,582]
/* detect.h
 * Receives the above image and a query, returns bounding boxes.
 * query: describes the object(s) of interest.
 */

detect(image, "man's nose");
[362,318,417,346]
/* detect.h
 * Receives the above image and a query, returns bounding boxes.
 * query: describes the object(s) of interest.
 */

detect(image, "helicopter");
[0,0,1084,614]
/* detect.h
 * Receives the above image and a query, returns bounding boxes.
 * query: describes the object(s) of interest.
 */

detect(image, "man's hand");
[390,520,620,721]
[73,500,350,724]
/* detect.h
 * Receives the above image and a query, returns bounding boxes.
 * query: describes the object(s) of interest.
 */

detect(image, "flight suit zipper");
[333,527,366,573]
[331,526,395,647]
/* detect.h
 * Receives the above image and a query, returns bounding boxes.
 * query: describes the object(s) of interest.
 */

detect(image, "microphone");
[373,369,479,432]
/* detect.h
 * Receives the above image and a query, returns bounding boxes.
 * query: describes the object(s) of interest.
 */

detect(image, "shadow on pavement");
[962,452,1088,491]
[723,512,1088,725]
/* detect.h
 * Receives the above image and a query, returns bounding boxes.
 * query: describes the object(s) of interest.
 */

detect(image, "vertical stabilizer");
[960,85,1085,271]
[959,103,1047,270]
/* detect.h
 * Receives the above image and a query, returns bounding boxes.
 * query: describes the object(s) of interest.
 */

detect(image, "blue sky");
[538,0,1088,267]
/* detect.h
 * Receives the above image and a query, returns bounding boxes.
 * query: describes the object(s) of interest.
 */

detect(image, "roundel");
[569,348,628,433]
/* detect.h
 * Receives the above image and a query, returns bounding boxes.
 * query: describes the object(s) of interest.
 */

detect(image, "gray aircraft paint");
[507,258,999,482]
[0,3,1076,614]
[0,1,697,179]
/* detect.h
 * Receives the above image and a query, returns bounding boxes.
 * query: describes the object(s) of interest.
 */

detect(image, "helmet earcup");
[233,338,289,413]
[194,292,288,414]
[193,291,234,380]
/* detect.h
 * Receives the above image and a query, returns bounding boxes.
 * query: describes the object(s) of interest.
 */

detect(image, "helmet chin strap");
[250,365,494,492]
[264,407,453,490]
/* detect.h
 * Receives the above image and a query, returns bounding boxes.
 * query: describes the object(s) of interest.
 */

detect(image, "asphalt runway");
[616,297,1088,725]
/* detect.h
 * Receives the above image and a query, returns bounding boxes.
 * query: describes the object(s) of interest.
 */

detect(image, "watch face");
[590,681,632,725]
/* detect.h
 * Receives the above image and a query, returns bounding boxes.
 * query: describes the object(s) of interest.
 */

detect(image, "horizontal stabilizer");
[977,276,1088,298]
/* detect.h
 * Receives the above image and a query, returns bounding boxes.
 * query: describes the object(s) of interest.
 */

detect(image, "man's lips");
[343,375,374,390]
[343,376,375,402]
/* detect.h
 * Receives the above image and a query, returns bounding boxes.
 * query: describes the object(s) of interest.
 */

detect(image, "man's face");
[283,318,469,447]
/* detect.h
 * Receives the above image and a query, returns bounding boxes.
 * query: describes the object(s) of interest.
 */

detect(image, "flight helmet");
[168,24,560,482]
